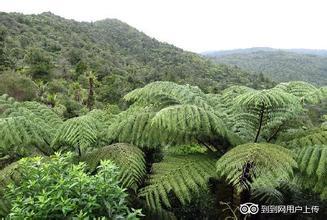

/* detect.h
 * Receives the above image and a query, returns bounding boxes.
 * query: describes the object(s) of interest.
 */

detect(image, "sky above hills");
[2,0,327,53]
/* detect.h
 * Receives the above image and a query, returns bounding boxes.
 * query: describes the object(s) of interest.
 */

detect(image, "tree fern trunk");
[87,76,94,111]
[77,146,82,157]
[254,104,265,142]
[267,124,282,142]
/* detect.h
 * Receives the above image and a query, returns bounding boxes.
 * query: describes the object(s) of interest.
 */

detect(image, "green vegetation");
[0,11,327,220]
[0,12,273,111]
[4,153,141,219]
[0,79,326,219]
[207,49,327,85]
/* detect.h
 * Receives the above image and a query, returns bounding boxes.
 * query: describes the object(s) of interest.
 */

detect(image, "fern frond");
[139,153,216,210]
[81,143,146,189]
[0,117,52,156]
[251,180,298,204]
[151,104,227,139]
[124,81,210,109]
[216,143,297,192]
[294,145,327,199]
[108,111,166,149]
[234,88,298,108]
[108,104,238,149]
[252,186,284,204]
[275,81,318,98]
[304,86,327,104]
[20,101,63,127]
[230,88,302,142]
[51,115,104,154]
[1,100,63,143]
[220,85,254,106]
[282,129,327,149]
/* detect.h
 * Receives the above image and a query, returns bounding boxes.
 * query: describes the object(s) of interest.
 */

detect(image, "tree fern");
[81,143,146,189]
[108,82,241,149]
[219,85,254,108]
[108,104,240,149]
[1,98,63,141]
[282,128,327,149]
[275,81,318,98]
[231,88,301,142]
[304,86,327,104]
[108,111,167,149]
[294,145,327,199]
[124,81,210,110]
[51,114,104,155]
[0,116,52,156]
[4,105,60,141]
[216,143,297,192]
[139,153,216,210]
[251,180,298,204]
[151,104,231,144]
[19,101,63,127]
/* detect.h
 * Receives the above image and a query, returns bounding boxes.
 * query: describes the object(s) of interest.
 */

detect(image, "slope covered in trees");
[205,48,327,85]
[0,12,272,109]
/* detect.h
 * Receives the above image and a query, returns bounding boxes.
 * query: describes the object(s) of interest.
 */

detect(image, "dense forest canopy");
[0,79,326,219]
[0,11,327,220]
[205,48,327,85]
[0,12,272,113]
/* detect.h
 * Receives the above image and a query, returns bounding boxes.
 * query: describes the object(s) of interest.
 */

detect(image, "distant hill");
[203,47,327,57]
[0,12,272,105]
[204,48,327,85]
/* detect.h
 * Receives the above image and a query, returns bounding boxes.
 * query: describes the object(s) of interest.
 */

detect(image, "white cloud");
[1,0,327,52]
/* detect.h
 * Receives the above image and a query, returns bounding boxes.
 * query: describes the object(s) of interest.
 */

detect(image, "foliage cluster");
[0,79,326,219]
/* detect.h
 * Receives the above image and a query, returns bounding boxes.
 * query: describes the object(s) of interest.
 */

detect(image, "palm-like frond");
[1,98,63,142]
[51,114,104,154]
[282,128,327,149]
[294,145,327,199]
[4,106,60,141]
[81,143,146,189]
[0,116,52,156]
[124,81,210,109]
[139,153,216,210]
[216,143,297,192]
[304,86,327,104]
[234,88,298,108]
[108,104,239,149]
[220,85,254,107]
[151,104,227,139]
[231,88,302,142]
[108,111,167,149]
[275,81,318,98]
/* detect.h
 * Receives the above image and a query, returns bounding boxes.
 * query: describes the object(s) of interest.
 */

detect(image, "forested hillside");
[0,12,272,116]
[205,49,327,85]
[1,11,327,220]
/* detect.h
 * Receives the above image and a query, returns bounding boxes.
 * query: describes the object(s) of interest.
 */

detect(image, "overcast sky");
[1,0,327,53]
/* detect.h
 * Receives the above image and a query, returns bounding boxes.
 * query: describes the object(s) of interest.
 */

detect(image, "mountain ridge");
[203,47,327,57]
[204,48,327,85]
